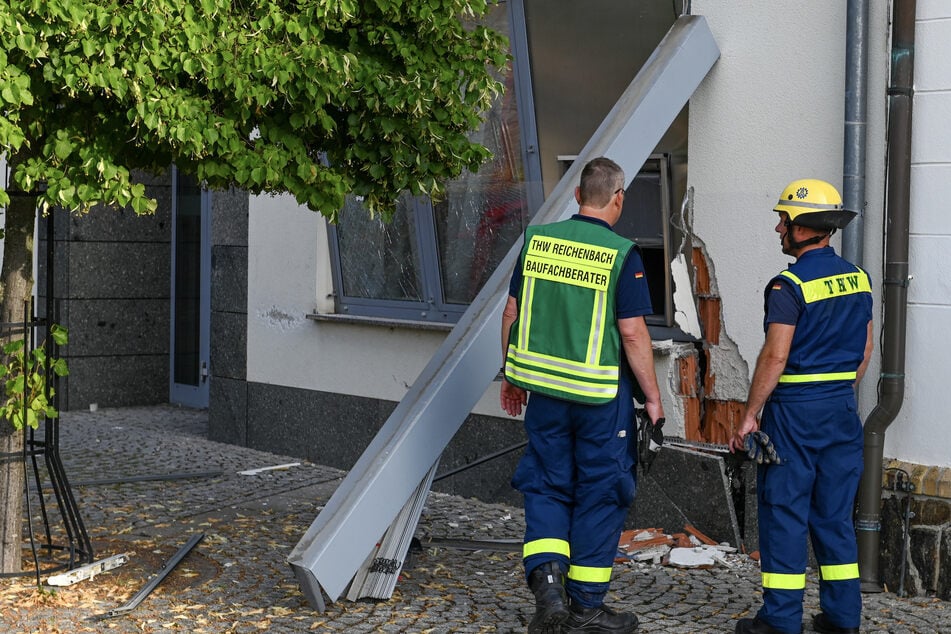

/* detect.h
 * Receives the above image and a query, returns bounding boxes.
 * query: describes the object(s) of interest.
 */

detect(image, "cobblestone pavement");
[0,405,946,633]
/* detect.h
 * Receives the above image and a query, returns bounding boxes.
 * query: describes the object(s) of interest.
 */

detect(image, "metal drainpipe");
[842,0,869,266]
[855,0,915,593]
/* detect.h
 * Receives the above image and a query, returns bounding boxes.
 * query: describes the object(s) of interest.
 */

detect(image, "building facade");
[27,1,951,599]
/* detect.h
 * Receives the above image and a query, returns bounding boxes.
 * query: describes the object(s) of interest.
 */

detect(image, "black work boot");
[812,613,859,634]
[527,562,569,633]
[563,601,638,633]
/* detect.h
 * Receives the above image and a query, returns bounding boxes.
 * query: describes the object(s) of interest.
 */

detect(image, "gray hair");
[579,157,625,207]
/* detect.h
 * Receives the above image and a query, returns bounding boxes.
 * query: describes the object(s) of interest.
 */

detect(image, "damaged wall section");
[630,227,758,552]
[669,238,750,446]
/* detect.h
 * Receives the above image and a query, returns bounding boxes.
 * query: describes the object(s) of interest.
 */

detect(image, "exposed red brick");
[678,353,698,396]
[618,528,665,545]
[699,296,721,345]
[701,399,744,445]
[622,535,674,551]
[692,247,711,294]
[684,523,718,546]
[683,396,702,442]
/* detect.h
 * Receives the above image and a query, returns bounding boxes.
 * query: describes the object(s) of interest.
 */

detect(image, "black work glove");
[637,410,665,474]
[744,430,782,465]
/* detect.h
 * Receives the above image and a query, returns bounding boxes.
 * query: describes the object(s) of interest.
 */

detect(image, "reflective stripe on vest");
[523,538,571,560]
[820,563,860,581]
[762,571,806,590]
[780,270,871,304]
[567,564,612,584]
[777,268,869,384]
[778,371,857,383]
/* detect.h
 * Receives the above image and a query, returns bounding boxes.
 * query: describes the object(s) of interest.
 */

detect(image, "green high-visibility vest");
[505,219,633,404]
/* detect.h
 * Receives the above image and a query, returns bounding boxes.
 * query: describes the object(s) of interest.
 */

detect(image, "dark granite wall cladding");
[65,356,168,407]
[65,299,169,356]
[210,310,247,380]
[211,187,250,247]
[61,242,170,298]
[435,412,525,507]
[241,382,526,506]
[36,172,252,414]
[940,530,951,600]
[629,445,742,547]
[209,377,248,446]
[37,171,173,410]
[207,186,249,443]
[210,246,248,314]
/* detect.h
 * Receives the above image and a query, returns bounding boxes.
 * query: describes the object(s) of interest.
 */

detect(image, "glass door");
[170,168,211,407]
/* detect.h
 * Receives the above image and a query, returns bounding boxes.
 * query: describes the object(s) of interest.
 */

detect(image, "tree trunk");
[0,152,38,574]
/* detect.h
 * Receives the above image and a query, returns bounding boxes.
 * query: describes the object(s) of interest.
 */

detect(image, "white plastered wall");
[691,0,852,374]
[691,1,950,468]
[887,1,951,467]
[246,193,506,415]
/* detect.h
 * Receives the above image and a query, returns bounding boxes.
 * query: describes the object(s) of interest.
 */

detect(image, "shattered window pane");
[434,56,529,306]
[328,1,535,322]
[336,193,422,302]
[435,177,528,306]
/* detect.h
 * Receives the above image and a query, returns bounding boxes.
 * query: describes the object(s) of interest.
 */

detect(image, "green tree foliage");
[0,0,508,219]
[0,325,68,431]
[0,0,506,574]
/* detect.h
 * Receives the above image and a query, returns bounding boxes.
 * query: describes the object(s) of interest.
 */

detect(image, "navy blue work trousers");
[512,382,636,608]
[756,391,864,633]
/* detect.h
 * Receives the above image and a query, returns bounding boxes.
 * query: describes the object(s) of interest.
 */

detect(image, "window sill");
[308,313,697,340]
[306,312,455,332]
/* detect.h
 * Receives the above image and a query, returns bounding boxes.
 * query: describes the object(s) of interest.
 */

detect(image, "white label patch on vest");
[524,236,616,291]
[618,430,626,438]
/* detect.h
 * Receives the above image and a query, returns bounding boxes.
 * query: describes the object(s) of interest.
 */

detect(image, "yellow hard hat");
[773,179,856,231]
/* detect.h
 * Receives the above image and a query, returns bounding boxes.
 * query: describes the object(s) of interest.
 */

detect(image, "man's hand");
[729,412,759,453]
[500,378,527,417]
[637,410,665,474]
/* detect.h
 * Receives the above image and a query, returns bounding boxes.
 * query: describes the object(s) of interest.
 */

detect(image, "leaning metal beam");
[288,15,720,612]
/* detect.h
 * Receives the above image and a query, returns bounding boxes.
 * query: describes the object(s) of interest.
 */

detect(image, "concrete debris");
[630,545,671,564]
[669,546,718,568]
[616,526,747,570]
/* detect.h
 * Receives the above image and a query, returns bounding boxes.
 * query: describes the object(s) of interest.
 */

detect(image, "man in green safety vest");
[500,157,664,634]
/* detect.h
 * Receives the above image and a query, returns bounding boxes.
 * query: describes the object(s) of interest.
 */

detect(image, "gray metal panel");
[287,15,720,609]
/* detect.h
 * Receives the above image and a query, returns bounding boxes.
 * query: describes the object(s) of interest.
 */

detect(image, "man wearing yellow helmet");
[730,179,874,634]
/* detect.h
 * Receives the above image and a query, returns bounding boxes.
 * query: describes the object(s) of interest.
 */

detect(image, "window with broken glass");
[326,1,542,325]
[326,1,682,330]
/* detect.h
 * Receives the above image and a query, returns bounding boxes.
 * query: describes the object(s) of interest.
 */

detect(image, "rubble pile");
[615,525,758,571]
